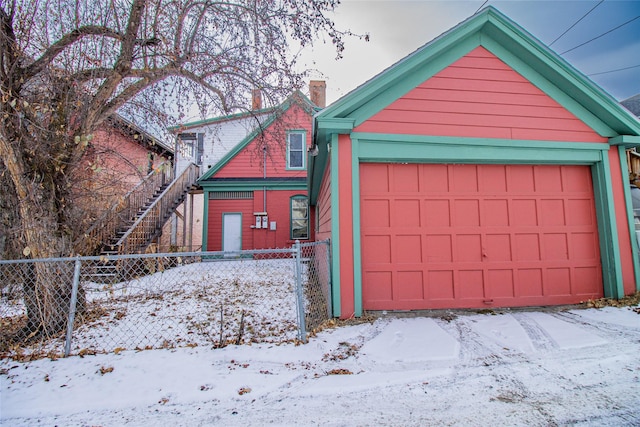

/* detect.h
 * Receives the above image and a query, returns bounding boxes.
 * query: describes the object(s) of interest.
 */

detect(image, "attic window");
[286,131,306,170]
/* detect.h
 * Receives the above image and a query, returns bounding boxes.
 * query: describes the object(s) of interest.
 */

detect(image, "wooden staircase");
[76,163,200,282]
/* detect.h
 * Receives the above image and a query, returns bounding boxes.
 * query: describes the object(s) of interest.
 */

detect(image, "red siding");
[215,104,313,178]
[207,189,315,251]
[354,46,607,143]
[315,161,332,241]
[608,149,637,295]
[338,135,355,318]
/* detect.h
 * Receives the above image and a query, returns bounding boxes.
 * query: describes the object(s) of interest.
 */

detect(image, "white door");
[222,213,242,252]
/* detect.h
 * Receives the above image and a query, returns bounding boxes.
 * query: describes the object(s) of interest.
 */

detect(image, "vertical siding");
[206,199,254,251]
[316,161,332,241]
[338,135,355,318]
[215,104,313,179]
[354,46,607,143]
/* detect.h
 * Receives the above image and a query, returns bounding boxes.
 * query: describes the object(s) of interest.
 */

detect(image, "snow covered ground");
[2,305,639,426]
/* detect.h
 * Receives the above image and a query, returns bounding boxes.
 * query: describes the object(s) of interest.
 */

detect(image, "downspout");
[263,144,267,212]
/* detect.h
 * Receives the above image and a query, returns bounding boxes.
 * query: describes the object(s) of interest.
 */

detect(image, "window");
[290,196,309,240]
[287,131,306,170]
[178,133,203,165]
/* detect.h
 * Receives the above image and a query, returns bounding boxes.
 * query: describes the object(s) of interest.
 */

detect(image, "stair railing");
[116,163,199,255]
[74,162,174,255]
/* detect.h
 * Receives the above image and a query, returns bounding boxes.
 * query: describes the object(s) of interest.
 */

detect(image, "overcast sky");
[302,0,640,104]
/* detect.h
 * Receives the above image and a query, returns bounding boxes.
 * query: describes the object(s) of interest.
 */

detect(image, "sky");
[302,0,640,105]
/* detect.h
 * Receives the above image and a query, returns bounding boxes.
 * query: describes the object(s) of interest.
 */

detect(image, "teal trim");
[169,107,277,132]
[617,146,640,291]
[592,158,624,298]
[198,113,279,182]
[290,195,310,240]
[481,37,615,137]
[357,139,603,164]
[313,7,640,137]
[198,92,316,183]
[350,137,363,317]
[200,180,306,191]
[286,130,307,170]
[609,135,640,147]
[170,90,316,132]
[349,36,481,127]
[329,134,341,317]
[202,189,210,251]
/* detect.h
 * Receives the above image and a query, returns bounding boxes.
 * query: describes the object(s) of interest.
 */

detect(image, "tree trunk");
[0,136,85,339]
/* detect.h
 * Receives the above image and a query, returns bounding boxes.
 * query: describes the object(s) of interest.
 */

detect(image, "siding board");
[354,46,607,143]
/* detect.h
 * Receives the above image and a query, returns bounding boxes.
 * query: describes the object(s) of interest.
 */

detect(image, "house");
[76,114,173,229]
[308,7,640,318]
[169,82,326,251]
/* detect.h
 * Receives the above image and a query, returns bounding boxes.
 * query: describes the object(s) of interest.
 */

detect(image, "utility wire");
[549,0,604,46]
[474,0,489,15]
[560,15,640,55]
[587,63,640,76]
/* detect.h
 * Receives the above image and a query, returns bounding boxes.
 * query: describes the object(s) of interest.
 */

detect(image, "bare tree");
[0,0,357,337]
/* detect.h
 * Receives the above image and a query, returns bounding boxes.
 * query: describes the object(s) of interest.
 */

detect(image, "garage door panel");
[396,235,423,263]
[396,271,425,300]
[512,199,538,225]
[394,199,421,226]
[428,270,455,299]
[483,199,510,226]
[546,268,572,296]
[454,199,480,226]
[360,163,603,310]
[540,199,566,225]
[424,200,451,226]
[458,270,484,299]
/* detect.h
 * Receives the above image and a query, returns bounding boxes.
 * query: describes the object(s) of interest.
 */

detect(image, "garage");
[360,163,603,310]
[309,8,640,318]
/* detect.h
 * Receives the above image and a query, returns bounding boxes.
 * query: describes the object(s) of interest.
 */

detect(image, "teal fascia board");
[617,146,640,291]
[351,137,362,317]
[200,180,306,192]
[329,133,341,317]
[609,135,640,147]
[202,188,210,251]
[354,134,607,164]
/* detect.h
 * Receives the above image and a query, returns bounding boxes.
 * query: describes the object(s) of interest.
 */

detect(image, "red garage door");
[360,163,603,310]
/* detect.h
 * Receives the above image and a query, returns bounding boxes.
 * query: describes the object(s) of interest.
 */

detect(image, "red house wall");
[354,47,608,143]
[207,189,315,251]
[215,104,313,179]
[315,162,332,241]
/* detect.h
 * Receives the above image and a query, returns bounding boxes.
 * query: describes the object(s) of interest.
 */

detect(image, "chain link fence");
[0,240,331,360]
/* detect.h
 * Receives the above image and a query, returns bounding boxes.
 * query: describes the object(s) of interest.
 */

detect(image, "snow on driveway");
[2,306,639,426]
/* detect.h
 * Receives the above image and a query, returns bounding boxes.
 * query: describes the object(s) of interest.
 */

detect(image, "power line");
[549,0,604,46]
[560,15,640,55]
[587,63,640,77]
[474,0,489,15]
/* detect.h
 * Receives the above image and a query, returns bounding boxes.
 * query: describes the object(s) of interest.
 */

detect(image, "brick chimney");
[309,80,326,108]
[251,88,262,110]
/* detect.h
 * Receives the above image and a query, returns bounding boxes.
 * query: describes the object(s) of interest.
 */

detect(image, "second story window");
[287,131,306,170]
[178,132,203,165]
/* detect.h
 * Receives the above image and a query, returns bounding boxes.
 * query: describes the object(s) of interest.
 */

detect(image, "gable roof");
[622,94,640,118]
[314,6,640,141]
[309,6,640,203]
[197,91,316,183]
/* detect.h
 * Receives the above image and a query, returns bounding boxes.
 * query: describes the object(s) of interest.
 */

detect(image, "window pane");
[289,151,303,168]
[289,133,303,149]
[291,197,309,239]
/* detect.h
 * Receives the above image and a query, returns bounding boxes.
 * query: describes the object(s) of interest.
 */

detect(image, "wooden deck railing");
[116,163,199,255]
[74,162,173,255]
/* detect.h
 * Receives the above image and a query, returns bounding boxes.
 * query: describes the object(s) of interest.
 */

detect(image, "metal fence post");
[294,240,307,343]
[64,257,82,357]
